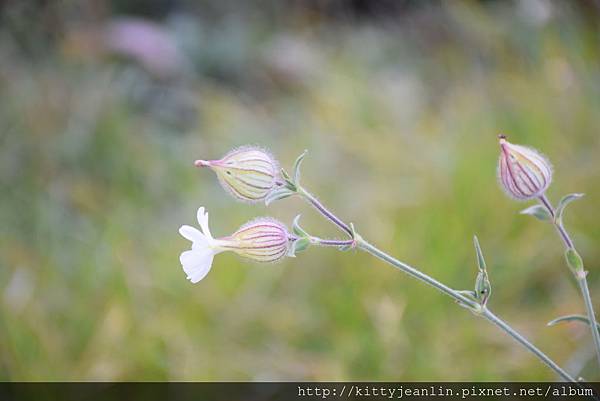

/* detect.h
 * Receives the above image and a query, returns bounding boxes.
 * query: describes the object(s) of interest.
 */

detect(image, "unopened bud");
[222,218,291,263]
[497,135,552,201]
[196,146,279,202]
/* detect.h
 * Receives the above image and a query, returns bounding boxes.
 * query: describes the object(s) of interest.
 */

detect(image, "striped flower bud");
[179,207,291,283]
[195,146,279,203]
[497,135,553,201]
[222,218,291,263]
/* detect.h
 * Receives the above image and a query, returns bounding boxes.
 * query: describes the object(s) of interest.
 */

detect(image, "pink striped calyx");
[221,218,292,263]
[497,135,552,201]
[195,146,279,203]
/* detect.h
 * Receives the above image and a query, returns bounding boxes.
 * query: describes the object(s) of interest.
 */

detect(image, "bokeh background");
[1,0,600,381]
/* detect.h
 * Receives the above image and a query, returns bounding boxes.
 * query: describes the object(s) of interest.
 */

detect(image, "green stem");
[357,238,478,310]
[298,188,577,382]
[357,237,576,382]
[579,276,600,367]
[298,186,353,238]
[538,194,600,368]
[481,308,578,383]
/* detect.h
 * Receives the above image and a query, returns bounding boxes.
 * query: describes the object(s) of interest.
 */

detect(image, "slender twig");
[300,186,577,382]
[481,308,579,383]
[297,186,353,238]
[538,194,600,368]
[312,238,355,247]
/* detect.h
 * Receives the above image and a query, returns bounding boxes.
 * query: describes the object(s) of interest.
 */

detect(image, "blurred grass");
[1,1,600,381]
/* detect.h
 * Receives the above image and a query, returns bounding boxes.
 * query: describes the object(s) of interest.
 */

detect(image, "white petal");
[196,207,205,226]
[196,207,213,240]
[179,225,203,242]
[179,248,214,283]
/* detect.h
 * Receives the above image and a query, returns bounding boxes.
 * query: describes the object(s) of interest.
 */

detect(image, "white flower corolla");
[179,207,219,283]
[497,135,553,201]
[179,207,291,283]
[194,146,279,203]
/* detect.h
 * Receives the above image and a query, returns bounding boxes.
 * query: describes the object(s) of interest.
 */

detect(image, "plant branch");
[538,194,600,368]
[299,187,577,382]
[297,186,353,238]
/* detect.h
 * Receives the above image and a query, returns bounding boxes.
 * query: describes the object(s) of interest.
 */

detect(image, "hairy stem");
[481,309,578,383]
[312,238,355,247]
[357,237,576,382]
[357,238,478,309]
[539,194,600,368]
[298,186,353,238]
[299,189,577,382]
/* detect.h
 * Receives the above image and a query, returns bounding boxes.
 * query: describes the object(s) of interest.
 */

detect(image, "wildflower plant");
[179,206,292,283]
[497,134,600,368]
[178,141,598,382]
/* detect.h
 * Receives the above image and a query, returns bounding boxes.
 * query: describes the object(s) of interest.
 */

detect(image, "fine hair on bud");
[497,135,553,201]
[197,145,280,203]
[224,217,291,263]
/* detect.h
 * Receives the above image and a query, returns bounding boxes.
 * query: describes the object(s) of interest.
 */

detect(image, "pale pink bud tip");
[497,136,553,201]
[200,146,280,203]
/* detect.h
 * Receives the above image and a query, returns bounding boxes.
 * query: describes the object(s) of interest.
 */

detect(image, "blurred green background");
[1,0,600,381]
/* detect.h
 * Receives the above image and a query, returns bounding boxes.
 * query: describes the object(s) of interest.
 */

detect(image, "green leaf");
[265,187,296,206]
[556,193,584,222]
[565,248,584,272]
[519,204,552,222]
[473,236,487,272]
[547,314,600,333]
[292,214,309,237]
[350,222,357,239]
[288,237,310,257]
[292,150,308,186]
[472,236,491,306]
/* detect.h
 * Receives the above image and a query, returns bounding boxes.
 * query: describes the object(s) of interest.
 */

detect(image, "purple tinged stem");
[538,193,600,368]
[314,238,355,247]
[538,194,574,249]
[297,178,576,381]
[298,186,353,238]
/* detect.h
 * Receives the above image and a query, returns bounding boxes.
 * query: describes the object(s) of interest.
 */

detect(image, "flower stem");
[297,186,353,238]
[299,189,577,381]
[538,194,600,368]
[312,238,355,247]
[481,308,578,383]
[357,238,479,309]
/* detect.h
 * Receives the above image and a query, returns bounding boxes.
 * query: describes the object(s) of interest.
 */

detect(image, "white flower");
[178,207,292,283]
[178,207,221,283]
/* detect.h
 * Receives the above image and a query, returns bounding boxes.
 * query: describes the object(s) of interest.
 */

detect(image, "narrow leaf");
[556,193,584,222]
[565,248,584,272]
[519,204,552,222]
[350,222,357,239]
[292,150,308,185]
[292,214,309,237]
[265,187,295,206]
[292,237,310,254]
[547,314,600,332]
[473,235,487,272]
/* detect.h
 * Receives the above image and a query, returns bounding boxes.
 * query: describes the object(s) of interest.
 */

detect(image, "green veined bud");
[195,146,279,202]
[497,135,553,201]
[221,218,291,262]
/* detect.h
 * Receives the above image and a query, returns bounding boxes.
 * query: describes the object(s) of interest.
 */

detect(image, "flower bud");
[221,218,291,263]
[195,146,279,203]
[497,135,552,201]
[179,208,292,283]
